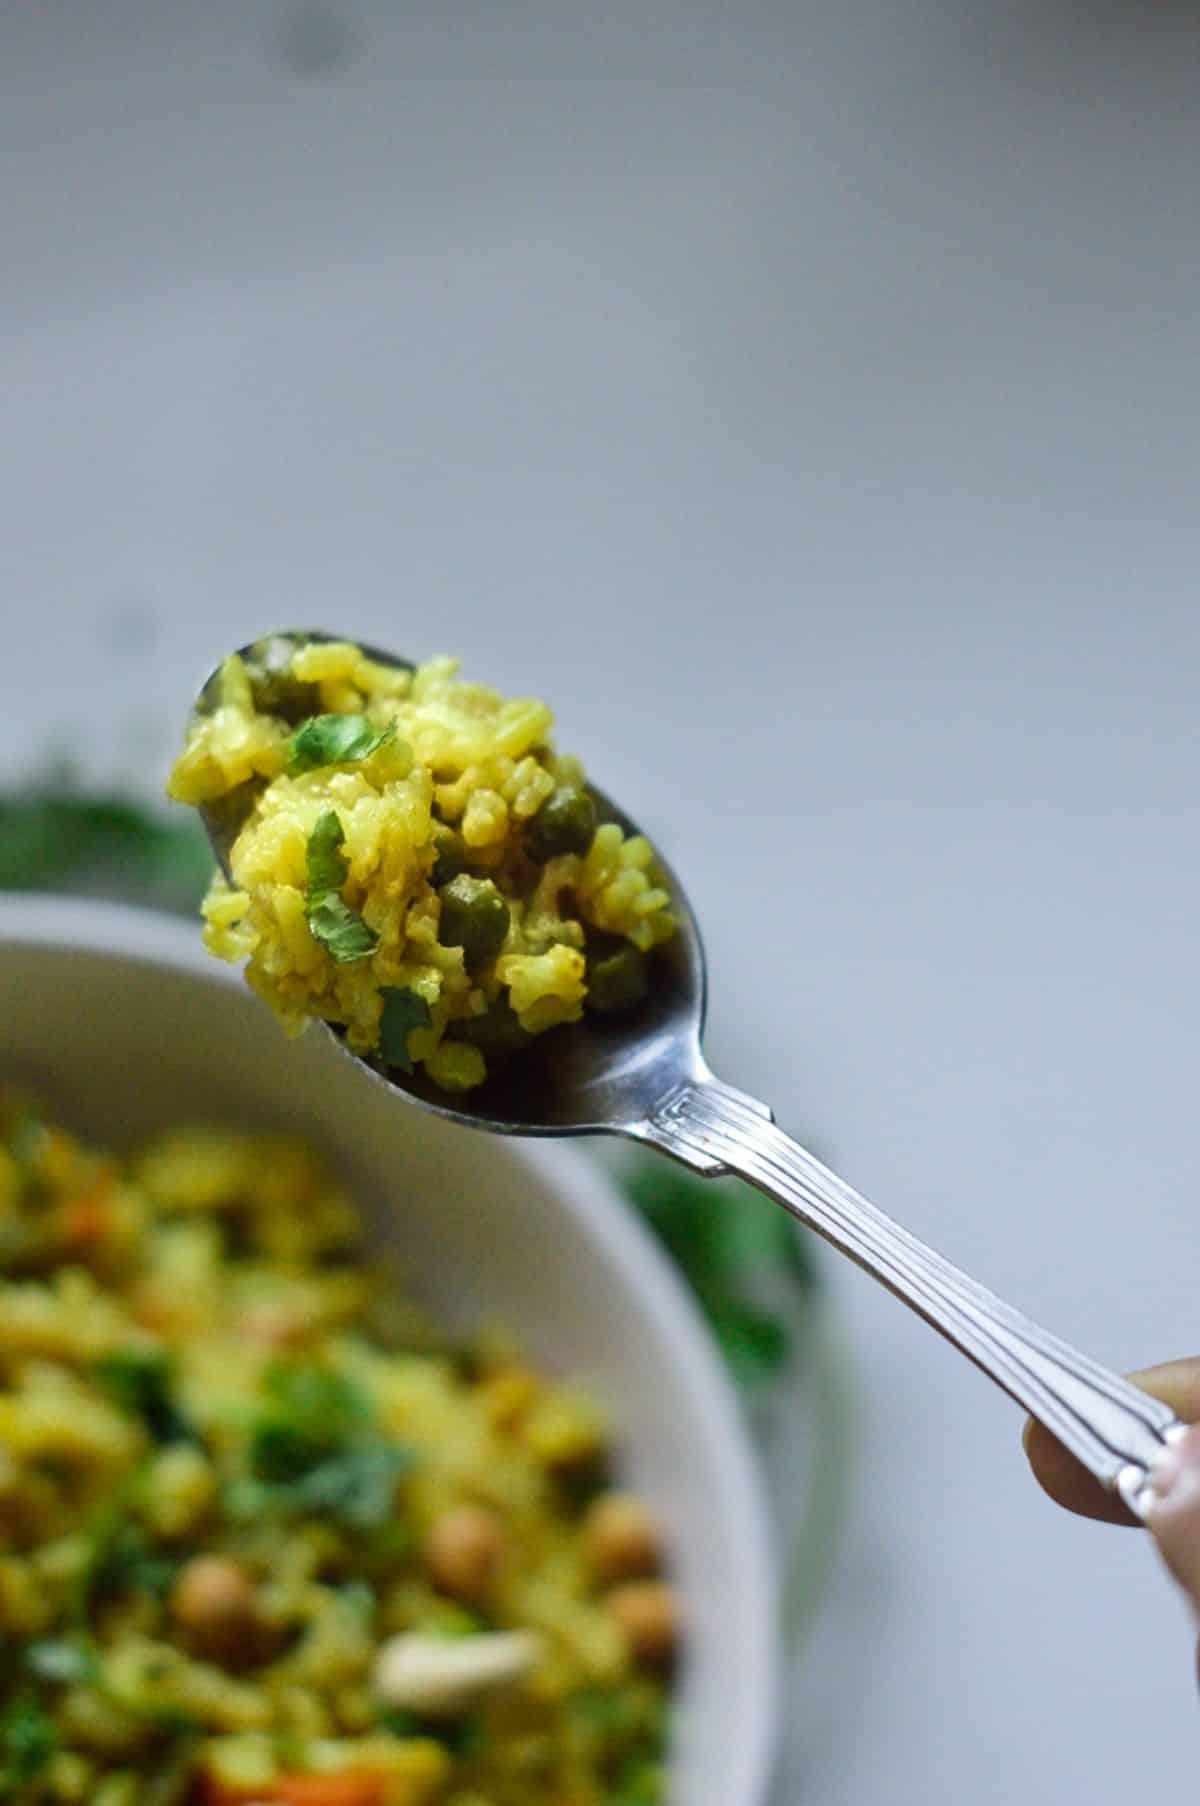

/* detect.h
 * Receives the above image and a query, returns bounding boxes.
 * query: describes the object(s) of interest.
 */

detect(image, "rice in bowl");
[0,1091,678,1805]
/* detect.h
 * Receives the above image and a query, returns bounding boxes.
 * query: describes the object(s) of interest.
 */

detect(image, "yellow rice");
[167,639,675,1093]
[0,1093,671,1805]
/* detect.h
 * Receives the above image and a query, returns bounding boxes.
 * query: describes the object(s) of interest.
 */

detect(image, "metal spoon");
[196,630,1182,1520]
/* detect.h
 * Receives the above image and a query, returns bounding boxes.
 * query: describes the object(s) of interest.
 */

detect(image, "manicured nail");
[1146,1425,1200,1515]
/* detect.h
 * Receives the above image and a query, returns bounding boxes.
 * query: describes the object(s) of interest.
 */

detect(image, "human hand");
[1025,1358,1200,1640]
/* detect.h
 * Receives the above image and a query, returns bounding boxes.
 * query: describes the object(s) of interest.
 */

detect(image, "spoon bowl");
[195,630,709,1135]
[191,630,1183,1522]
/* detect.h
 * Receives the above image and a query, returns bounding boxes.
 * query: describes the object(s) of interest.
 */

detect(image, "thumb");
[1146,1424,1200,1610]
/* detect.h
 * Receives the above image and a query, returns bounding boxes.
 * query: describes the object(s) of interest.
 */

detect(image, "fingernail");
[1146,1425,1200,1515]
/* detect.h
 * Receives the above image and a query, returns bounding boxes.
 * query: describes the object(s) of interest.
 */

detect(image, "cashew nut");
[372,1628,542,1718]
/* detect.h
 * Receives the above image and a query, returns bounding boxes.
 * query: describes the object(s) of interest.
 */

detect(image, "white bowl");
[0,897,781,1806]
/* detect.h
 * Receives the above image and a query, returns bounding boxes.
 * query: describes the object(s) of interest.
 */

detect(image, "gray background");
[2,3,1199,1799]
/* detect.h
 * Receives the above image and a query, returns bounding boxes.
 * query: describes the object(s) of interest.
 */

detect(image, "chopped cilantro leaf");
[231,1362,414,1530]
[245,1418,327,1485]
[307,893,378,962]
[23,1638,99,1686]
[93,1349,194,1444]
[304,811,377,963]
[291,1442,413,1528]
[288,714,396,776]
[229,1437,412,1531]
[0,1694,58,1788]
[87,1521,180,1604]
[378,986,432,1072]
[262,1360,371,1436]
[306,809,350,898]
[568,1687,641,1737]
[611,1755,666,1806]
[379,1706,489,1757]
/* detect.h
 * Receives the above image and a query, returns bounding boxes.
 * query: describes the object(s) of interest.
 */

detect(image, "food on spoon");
[168,635,676,1093]
[0,1091,674,1804]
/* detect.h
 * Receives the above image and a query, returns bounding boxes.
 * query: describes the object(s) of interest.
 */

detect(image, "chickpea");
[583,1492,662,1585]
[606,1580,681,1669]
[424,1503,506,1603]
[169,1555,260,1664]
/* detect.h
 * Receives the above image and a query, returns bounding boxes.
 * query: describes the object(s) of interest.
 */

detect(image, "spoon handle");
[643,1074,1181,1520]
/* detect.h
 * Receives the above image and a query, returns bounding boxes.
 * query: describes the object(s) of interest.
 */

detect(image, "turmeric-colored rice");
[0,1092,673,1804]
[168,637,675,1093]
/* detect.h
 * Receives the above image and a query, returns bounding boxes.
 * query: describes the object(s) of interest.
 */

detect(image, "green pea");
[585,942,648,1014]
[431,828,469,887]
[437,875,511,967]
[448,999,532,1053]
[526,786,597,861]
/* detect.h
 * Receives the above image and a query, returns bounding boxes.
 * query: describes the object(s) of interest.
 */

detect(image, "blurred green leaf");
[0,786,211,914]
[707,1302,792,1389]
[618,1160,818,1391]
[0,1693,58,1789]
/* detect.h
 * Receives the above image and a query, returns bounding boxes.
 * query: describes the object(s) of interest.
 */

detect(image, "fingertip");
[1022,1414,1139,1527]
[1144,1427,1200,1608]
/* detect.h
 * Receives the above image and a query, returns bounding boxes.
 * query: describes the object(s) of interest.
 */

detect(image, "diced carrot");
[60,1194,112,1246]
[272,1776,387,1806]
[200,1771,387,1806]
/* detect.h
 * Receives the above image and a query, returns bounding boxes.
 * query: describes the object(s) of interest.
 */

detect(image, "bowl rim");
[0,893,782,1806]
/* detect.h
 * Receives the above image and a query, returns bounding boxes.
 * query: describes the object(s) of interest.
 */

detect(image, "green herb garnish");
[23,1638,99,1687]
[304,810,377,963]
[379,1707,489,1758]
[288,714,396,776]
[307,892,377,962]
[230,1361,414,1531]
[230,1440,412,1531]
[261,1361,370,1441]
[0,1694,58,1789]
[93,1349,194,1445]
[87,1520,180,1604]
[299,1443,412,1527]
[610,1755,666,1806]
[306,809,353,898]
[619,1162,818,1390]
[378,986,432,1072]
[568,1687,641,1737]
